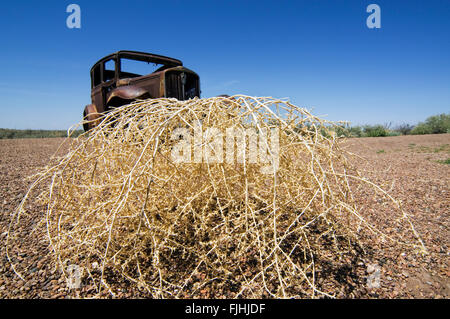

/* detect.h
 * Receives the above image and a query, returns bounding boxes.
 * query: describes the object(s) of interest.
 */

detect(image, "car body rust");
[83,50,200,131]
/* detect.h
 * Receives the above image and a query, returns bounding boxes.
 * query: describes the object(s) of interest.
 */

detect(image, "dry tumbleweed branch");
[7,95,426,298]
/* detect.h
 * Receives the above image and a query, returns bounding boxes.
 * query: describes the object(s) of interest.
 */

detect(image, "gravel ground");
[342,134,449,298]
[0,134,448,299]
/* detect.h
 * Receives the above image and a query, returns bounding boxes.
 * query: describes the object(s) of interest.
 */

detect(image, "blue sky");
[0,0,449,129]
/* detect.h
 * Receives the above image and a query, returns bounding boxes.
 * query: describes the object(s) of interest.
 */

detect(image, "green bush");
[330,124,395,138]
[387,131,401,137]
[410,123,431,135]
[332,125,352,137]
[411,113,450,135]
[363,125,389,137]
[437,158,450,165]
[349,126,363,137]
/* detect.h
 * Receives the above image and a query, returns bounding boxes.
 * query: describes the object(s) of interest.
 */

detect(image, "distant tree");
[394,123,414,135]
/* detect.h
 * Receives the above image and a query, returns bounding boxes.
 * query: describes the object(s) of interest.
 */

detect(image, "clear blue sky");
[0,0,449,129]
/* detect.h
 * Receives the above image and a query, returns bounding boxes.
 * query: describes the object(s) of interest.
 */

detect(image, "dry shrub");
[7,96,426,298]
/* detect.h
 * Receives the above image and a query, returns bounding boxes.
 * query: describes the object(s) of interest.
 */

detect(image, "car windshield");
[120,58,164,78]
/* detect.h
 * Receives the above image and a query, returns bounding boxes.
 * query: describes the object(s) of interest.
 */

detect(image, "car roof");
[90,50,183,72]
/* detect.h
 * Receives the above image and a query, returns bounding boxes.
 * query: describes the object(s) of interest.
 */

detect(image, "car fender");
[83,103,100,131]
[106,86,150,106]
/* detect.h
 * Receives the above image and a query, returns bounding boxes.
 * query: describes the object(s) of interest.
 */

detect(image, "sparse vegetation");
[410,113,450,135]
[332,124,400,138]
[2,114,448,140]
[0,128,83,139]
[330,113,450,138]
[408,144,450,154]
[436,158,450,165]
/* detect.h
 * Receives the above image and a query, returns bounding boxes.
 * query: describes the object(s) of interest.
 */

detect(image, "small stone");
[367,263,379,274]
[367,274,381,289]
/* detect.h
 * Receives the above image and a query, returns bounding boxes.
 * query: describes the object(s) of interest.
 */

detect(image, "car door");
[101,59,118,111]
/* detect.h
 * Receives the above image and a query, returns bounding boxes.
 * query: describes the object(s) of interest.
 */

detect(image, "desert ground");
[0,134,448,298]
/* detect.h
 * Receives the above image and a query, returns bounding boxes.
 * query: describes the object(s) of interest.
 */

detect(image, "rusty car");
[82,50,201,131]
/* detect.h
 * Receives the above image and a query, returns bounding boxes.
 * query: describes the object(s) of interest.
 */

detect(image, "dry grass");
[6,96,426,298]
